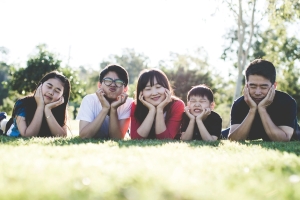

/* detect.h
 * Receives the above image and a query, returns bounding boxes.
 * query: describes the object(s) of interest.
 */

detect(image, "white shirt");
[76,93,133,138]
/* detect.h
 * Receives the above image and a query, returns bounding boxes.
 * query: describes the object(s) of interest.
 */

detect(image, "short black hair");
[245,59,276,84]
[99,64,129,86]
[187,84,214,103]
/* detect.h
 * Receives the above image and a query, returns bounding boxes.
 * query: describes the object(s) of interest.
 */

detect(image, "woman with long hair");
[130,69,184,139]
[7,71,71,137]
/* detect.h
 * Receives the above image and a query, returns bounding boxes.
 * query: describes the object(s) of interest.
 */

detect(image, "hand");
[157,89,172,110]
[34,84,45,107]
[258,85,275,109]
[111,92,128,109]
[45,96,64,110]
[184,106,195,120]
[139,92,155,111]
[244,86,257,109]
[196,108,211,121]
[96,88,110,110]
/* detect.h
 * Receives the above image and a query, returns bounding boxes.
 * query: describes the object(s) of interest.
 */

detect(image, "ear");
[123,86,128,93]
[210,102,215,110]
[273,82,277,89]
[98,82,101,89]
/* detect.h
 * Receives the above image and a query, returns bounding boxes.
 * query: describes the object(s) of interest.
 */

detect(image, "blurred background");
[0,0,300,129]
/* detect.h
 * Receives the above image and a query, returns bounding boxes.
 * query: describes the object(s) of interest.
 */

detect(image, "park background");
[1,0,300,129]
[1,1,300,199]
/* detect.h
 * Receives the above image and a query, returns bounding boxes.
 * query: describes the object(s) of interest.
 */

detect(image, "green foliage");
[1,137,300,199]
[0,62,10,105]
[10,44,61,95]
[99,48,149,84]
[160,48,214,103]
[163,66,213,103]
[268,0,300,26]
[251,27,300,117]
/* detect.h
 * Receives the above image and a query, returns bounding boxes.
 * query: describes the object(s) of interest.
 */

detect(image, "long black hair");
[12,71,71,137]
[134,69,177,139]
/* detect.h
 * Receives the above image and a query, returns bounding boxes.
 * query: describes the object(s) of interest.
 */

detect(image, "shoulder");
[82,93,98,101]
[233,96,245,106]
[209,111,222,121]
[274,90,296,104]
[171,98,185,109]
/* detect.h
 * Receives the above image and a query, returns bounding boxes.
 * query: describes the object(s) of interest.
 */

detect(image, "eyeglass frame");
[102,77,125,88]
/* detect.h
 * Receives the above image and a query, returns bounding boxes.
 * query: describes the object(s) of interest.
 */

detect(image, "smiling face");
[142,77,166,106]
[99,71,127,101]
[188,95,212,116]
[42,78,64,104]
[247,75,275,104]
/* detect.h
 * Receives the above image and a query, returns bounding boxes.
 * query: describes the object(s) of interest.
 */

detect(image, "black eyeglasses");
[102,78,125,88]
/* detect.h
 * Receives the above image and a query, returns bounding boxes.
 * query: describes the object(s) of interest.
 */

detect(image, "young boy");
[180,85,222,141]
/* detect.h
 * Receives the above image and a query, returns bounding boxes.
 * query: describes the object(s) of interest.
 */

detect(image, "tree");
[99,48,149,84]
[10,44,61,94]
[251,27,300,117]
[159,48,214,102]
[222,0,259,101]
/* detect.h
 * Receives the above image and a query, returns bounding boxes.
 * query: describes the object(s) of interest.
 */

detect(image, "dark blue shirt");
[231,90,298,141]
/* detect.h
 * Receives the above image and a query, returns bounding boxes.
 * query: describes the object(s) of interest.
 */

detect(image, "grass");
[1,136,300,200]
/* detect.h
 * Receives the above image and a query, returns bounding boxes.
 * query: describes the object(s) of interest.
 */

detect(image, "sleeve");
[118,98,133,120]
[76,95,95,122]
[156,100,185,139]
[14,100,26,117]
[205,112,222,139]
[230,98,246,125]
[180,113,189,132]
[130,103,145,139]
[277,97,297,128]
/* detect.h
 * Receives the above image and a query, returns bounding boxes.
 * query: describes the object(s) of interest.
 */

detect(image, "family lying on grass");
[1,59,300,141]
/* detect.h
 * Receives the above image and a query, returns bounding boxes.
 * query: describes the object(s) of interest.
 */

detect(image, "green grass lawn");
[1,136,300,200]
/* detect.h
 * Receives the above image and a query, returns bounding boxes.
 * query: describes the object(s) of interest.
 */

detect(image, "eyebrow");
[249,83,269,87]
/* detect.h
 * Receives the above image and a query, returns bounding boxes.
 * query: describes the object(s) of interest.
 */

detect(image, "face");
[247,75,274,104]
[142,77,166,106]
[99,71,126,100]
[42,78,64,104]
[187,95,212,116]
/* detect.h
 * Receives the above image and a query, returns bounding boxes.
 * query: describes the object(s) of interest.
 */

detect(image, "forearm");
[181,119,195,141]
[155,108,167,134]
[228,108,256,141]
[22,106,44,137]
[136,109,156,138]
[258,108,290,141]
[79,109,109,139]
[109,108,123,139]
[196,119,217,141]
[44,108,67,137]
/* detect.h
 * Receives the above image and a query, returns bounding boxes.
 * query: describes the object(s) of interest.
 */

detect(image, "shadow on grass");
[0,135,221,148]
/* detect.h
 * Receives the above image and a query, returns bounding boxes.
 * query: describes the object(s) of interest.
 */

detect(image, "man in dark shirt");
[228,59,300,141]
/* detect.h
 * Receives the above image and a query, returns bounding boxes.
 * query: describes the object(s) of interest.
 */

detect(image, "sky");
[1,0,235,74]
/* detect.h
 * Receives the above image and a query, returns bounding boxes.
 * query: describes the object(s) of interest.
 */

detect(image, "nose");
[254,88,261,95]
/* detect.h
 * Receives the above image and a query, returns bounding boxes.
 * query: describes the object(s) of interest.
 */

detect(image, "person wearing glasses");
[227,59,300,141]
[130,69,184,139]
[76,64,133,139]
[5,71,71,137]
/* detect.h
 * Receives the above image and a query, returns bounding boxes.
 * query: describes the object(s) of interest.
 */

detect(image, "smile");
[151,96,160,101]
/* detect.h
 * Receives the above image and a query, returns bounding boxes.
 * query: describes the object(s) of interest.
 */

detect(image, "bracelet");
[46,115,51,119]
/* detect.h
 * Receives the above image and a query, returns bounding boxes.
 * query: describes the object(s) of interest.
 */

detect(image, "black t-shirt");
[181,111,222,140]
[231,90,298,141]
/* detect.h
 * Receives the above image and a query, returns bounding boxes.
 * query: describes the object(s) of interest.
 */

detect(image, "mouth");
[109,88,116,92]
[151,96,160,101]
[44,95,52,101]
[253,98,263,103]
[193,109,202,113]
